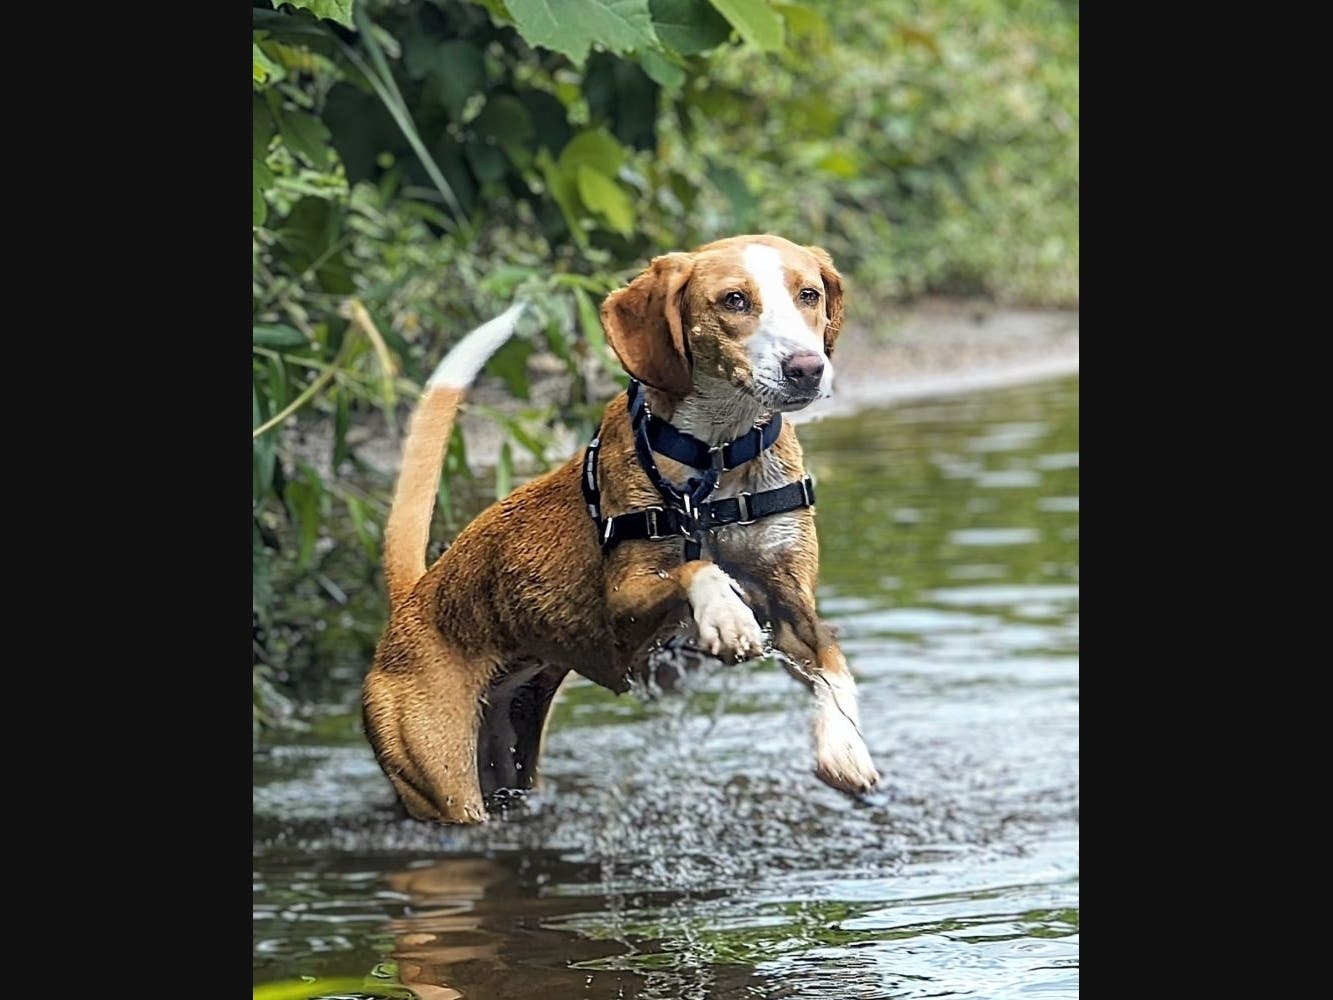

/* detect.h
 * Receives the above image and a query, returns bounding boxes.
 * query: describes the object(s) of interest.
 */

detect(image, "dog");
[363,234,881,824]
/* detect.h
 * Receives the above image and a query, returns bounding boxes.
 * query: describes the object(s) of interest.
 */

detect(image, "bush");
[251,0,1078,733]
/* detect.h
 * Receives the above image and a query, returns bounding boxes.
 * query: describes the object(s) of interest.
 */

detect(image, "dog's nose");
[781,352,825,393]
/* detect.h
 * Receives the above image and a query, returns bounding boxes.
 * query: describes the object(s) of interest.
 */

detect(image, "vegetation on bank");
[252,0,1079,730]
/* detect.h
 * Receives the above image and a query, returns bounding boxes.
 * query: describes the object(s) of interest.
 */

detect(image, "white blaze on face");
[742,244,834,398]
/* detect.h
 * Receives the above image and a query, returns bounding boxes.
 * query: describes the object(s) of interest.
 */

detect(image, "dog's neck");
[643,377,773,446]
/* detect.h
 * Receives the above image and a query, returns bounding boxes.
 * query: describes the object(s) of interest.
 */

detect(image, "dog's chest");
[703,452,807,559]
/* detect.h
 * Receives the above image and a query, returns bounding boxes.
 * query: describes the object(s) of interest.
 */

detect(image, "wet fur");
[363,234,877,825]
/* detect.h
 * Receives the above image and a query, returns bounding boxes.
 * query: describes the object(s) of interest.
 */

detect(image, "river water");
[254,375,1079,999]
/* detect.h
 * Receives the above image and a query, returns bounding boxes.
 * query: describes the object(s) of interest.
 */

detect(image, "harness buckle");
[710,445,727,473]
[643,507,667,539]
[677,494,703,538]
[735,492,756,525]
[800,475,814,507]
[602,519,614,545]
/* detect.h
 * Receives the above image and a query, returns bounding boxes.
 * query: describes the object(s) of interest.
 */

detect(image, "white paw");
[812,674,880,794]
[688,566,765,663]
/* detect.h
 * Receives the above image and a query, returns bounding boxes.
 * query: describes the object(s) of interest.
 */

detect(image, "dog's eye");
[799,287,821,306]
[722,291,750,312]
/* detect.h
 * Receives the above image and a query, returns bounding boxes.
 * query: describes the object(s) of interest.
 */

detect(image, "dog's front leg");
[764,573,881,796]
[606,552,764,669]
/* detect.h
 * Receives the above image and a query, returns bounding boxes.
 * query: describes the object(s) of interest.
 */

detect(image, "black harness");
[581,380,816,560]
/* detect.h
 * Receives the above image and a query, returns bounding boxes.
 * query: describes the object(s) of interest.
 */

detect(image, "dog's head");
[600,234,844,411]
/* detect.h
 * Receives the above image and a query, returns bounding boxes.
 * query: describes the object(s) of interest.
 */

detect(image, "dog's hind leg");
[363,635,497,824]
[477,663,568,797]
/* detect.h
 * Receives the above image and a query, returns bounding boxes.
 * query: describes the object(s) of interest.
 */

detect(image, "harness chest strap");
[581,383,817,557]
[625,378,784,472]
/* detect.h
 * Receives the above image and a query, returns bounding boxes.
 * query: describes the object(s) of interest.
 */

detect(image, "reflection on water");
[253,376,1079,999]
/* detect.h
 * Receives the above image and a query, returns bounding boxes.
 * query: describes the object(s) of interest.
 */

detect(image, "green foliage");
[649,0,732,54]
[506,0,659,64]
[710,0,785,50]
[658,0,1080,305]
[251,0,1078,729]
[277,0,355,27]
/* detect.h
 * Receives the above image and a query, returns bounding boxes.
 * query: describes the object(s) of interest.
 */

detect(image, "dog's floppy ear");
[807,245,845,358]
[600,252,694,396]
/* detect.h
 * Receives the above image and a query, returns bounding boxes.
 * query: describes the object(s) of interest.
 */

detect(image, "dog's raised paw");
[688,566,765,663]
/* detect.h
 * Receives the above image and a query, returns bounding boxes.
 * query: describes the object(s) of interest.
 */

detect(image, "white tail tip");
[427,301,528,389]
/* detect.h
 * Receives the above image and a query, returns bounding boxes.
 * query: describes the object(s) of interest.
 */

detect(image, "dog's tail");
[383,302,526,610]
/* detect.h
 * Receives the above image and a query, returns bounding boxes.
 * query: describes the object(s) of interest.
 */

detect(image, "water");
[254,375,1079,999]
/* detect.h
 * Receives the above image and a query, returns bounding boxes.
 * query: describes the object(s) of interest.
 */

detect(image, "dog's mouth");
[773,392,820,411]
[749,376,821,412]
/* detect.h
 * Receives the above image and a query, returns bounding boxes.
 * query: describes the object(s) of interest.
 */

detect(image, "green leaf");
[253,42,283,87]
[583,52,659,151]
[252,324,307,348]
[278,110,334,170]
[466,140,508,184]
[639,48,685,88]
[816,149,861,178]
[284,473,323,571]
[576,164,635,235]
[558,129,627,175]
[274,196,342,275]
[487,336,534,399]
[266,355,289,411]
[536,148,587,249]
[574,286,618,369]
[275,0,354,29]
[519,89,571,154]
[347,3,471,228]
[436,41,485,121]
[706,160,756,228]
[471,0,513,23]
[438,425,470,530]
[253,384,276,496]
[405,37,486,121]
[252,978,367,1000]
[505,418,552,467]
[445,422,473,480]
[252,159,273,227]
[252,10,341,55]
[475,95,536,167]
[774,2,827,42]
[253,97,276,160]
[543,317,572,364]
[506,0,659,65]
[496,440,513,499]
[649,0,731,54]
[436,465,455,531]
[709,0,785,51]
[345,497,379,560]
[896,25,941,57]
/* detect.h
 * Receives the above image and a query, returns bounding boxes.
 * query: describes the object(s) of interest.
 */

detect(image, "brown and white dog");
[363,234,880,824]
